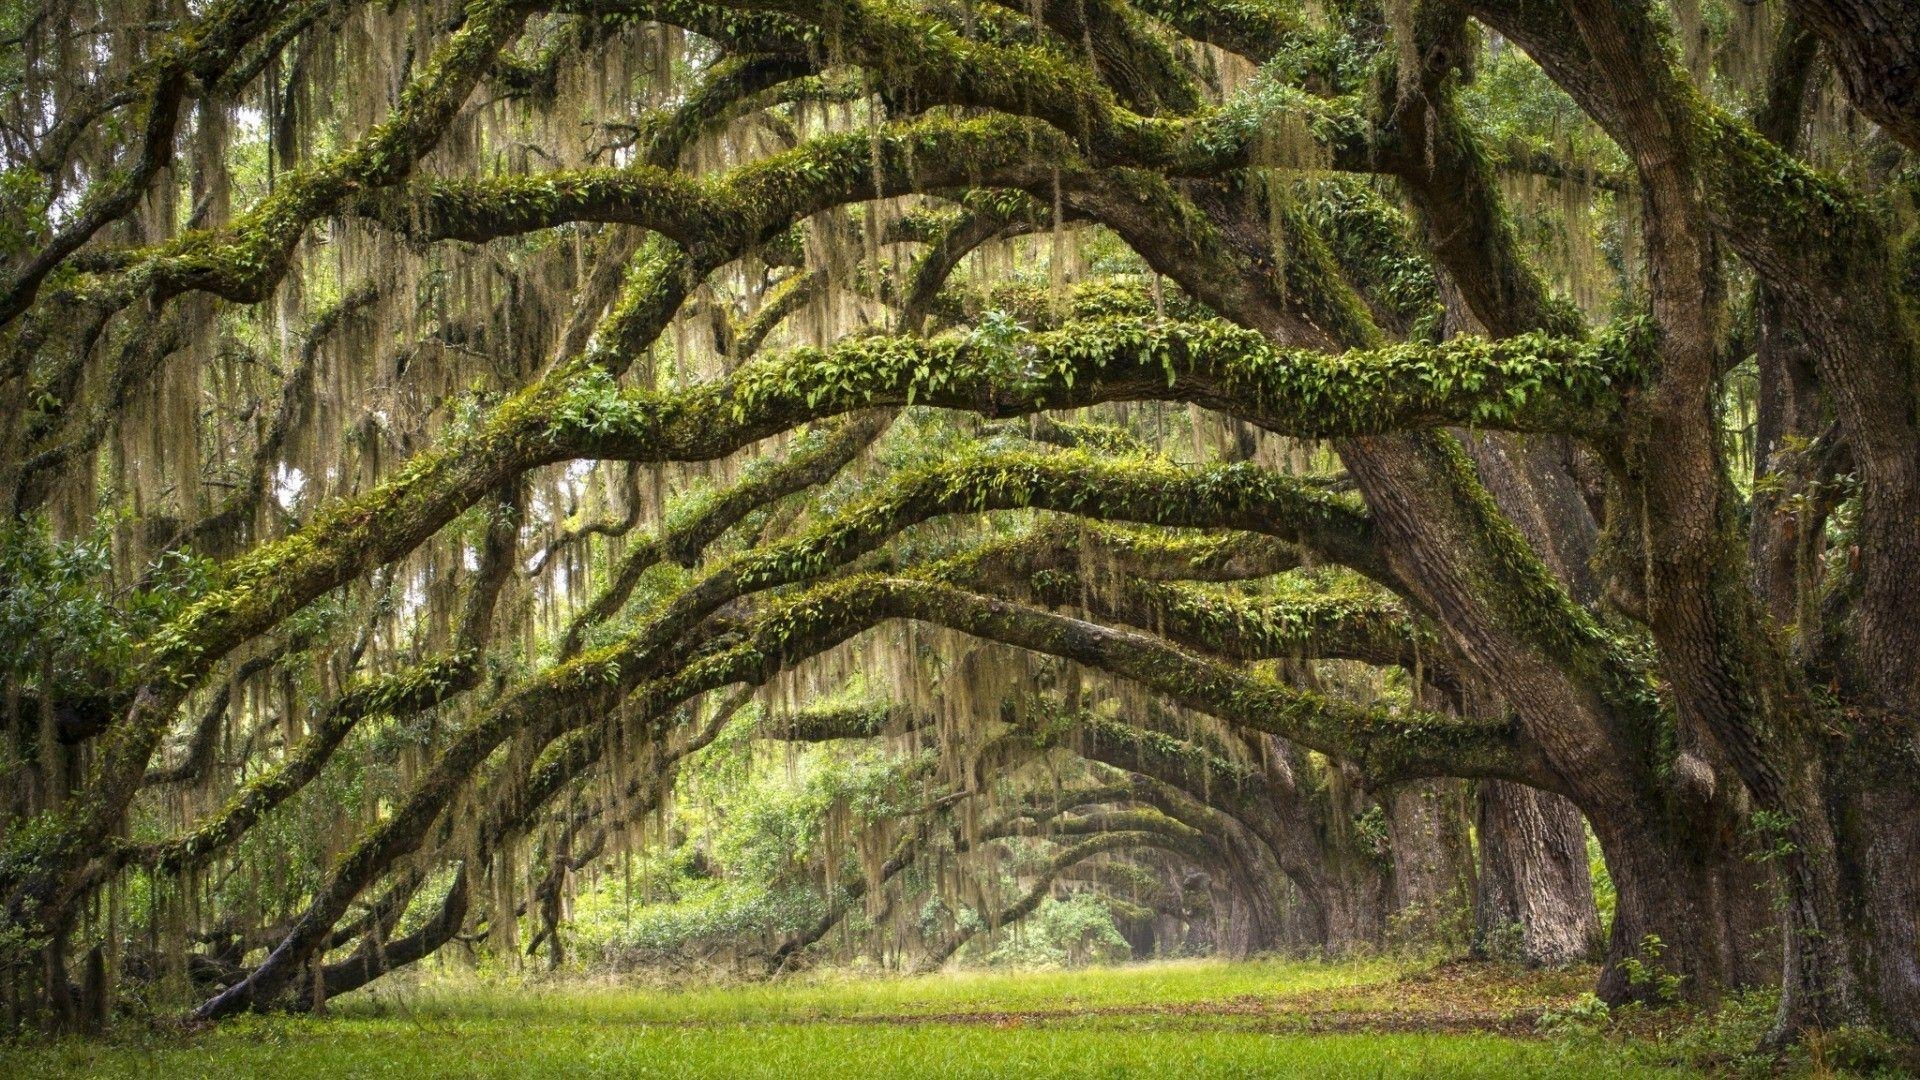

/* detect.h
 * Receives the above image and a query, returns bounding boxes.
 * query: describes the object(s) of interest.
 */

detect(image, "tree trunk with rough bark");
[1473,781,1600,967]
[1384,780,1476,950]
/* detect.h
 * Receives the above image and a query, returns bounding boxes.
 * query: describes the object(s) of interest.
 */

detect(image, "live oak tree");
[0,0,1915,1048]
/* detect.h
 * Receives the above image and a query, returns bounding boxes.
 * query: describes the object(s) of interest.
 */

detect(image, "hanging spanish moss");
[2,0,1916,1062]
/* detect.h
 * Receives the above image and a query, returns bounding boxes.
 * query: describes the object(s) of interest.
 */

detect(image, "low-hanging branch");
[648,575,1532,784]
[112,488,523,880]
[937,520,1451,689]
[141,451,1473,997]
[701,446,1385,595]
[187,541,1526,1018]
[148,312,1642,700]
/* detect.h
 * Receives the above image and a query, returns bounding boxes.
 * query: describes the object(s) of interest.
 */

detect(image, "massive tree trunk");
[1383,780,1475,950]
[1842,784,1920,1038]
[1586,792,1778,1004]
[1341,434,1755,998]
[1473,781,1599,967]
[1466,0,1920,1036]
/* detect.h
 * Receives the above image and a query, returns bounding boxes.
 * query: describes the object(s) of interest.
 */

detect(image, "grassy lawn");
[0,959,1720,1078]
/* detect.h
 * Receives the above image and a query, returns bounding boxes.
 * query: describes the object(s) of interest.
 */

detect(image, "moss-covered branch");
[728,446,1381,588]
[349,114,1070,252]
[754,700,927,741]
[650,575,1531,783]
[979,0,1202,115]
[146,312,1639,703]
[943,519,1306,590]
[1128,0,1311,64]
[957,535,1451,689]
[558,411,894,656]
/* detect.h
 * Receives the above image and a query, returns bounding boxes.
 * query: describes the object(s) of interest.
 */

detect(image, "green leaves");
[0,514,214,696]
[551,368,648,437]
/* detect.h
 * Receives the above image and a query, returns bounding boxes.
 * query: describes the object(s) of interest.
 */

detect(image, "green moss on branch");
[651,575,1529,784]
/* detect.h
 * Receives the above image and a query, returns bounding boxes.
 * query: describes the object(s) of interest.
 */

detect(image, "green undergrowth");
[1540,987,1915,1080]
[1,959,1905,1078]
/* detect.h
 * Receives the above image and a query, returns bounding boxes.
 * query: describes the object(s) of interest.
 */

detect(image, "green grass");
[4,1020,1688,1079]
[343,955,1410,1024]
[1,958,1702,1078]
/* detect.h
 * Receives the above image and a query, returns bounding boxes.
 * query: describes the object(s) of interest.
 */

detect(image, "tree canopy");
[1,0,1916,1049]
